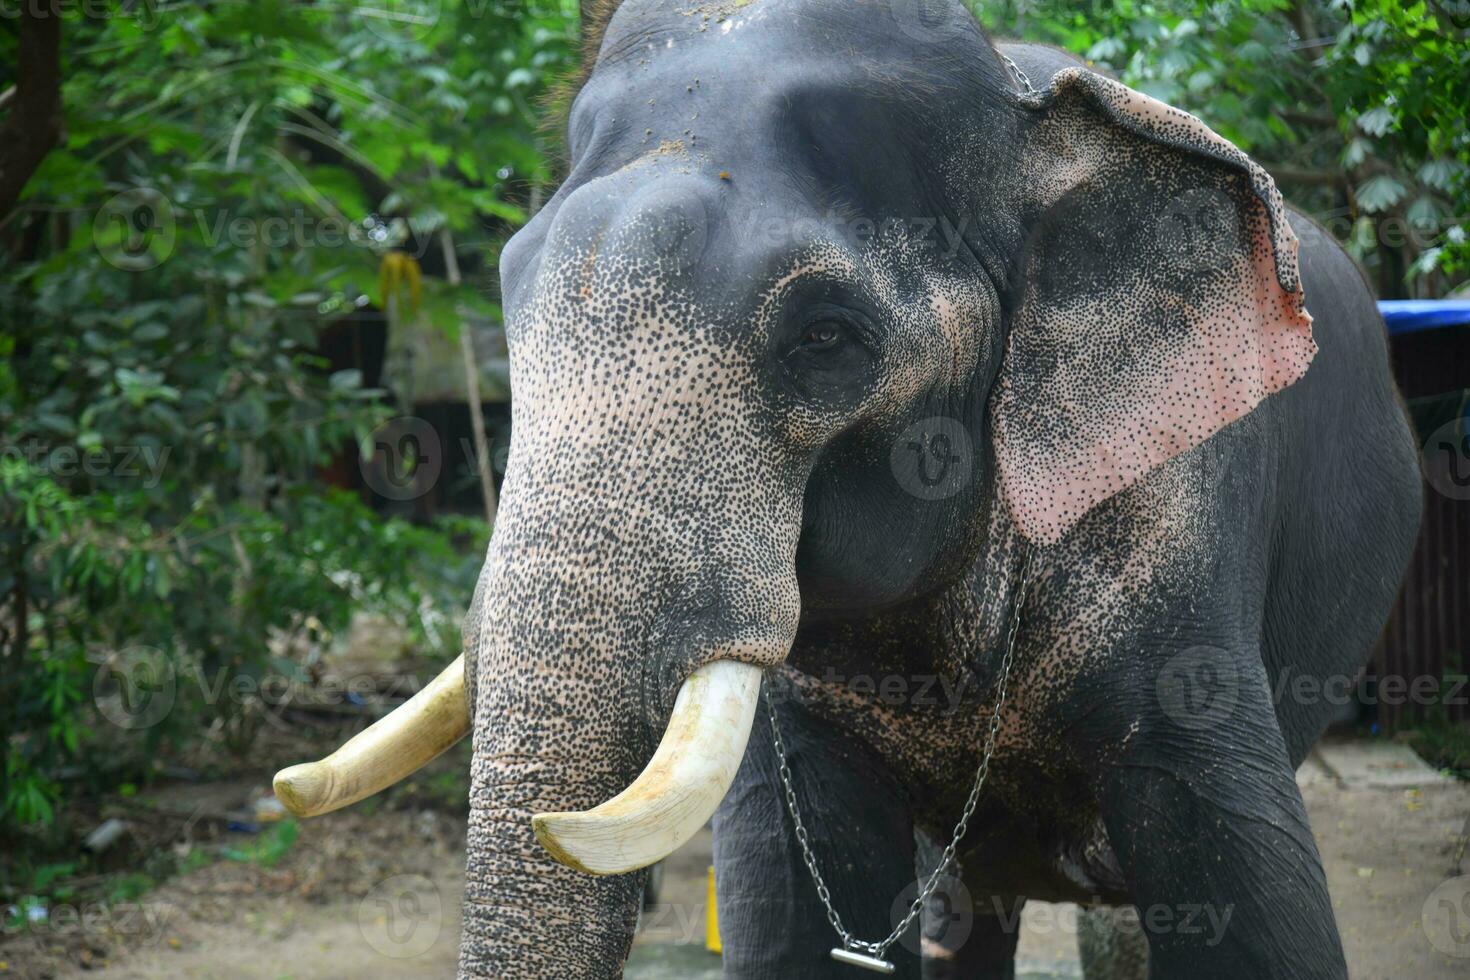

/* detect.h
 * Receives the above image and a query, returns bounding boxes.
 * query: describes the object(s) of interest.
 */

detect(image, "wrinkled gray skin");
[457,2,1423,979]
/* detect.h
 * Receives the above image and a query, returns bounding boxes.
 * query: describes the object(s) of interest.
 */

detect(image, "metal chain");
[764,550,1034,964]
[999,51,1038,97]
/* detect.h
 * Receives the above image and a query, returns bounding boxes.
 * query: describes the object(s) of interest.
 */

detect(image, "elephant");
[273,1,1424,978]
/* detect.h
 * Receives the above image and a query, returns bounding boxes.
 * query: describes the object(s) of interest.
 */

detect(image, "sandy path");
[31,763,1470,979]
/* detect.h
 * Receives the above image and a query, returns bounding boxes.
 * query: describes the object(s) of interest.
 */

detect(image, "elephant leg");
[1085,655,1345,980]
[713,695,920,980]
[1078,907,1149,980]
[916,833,1021,980]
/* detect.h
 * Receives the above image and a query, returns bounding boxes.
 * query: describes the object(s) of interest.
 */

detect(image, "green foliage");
[0,247,494,823]
[3,0,566,833]
[1405,710,1470,778]
[1402,649,1470,779]
[222,819,300,867]
[977,0,1470,297]
[104,872,157,903]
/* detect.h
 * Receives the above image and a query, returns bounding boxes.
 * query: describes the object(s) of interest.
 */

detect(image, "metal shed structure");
[1374,300,1470,731]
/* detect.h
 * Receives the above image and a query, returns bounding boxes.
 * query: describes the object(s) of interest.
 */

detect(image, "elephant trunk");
[450,468,797,979]
[276,390,802,978]
[460,795,641,978]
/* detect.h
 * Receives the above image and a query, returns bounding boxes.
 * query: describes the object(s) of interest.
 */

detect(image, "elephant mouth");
[273,656,764,876]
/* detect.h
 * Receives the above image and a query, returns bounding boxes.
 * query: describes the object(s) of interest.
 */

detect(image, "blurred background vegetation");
[2,0,579,844]
[0,0,1466,923]
[978,0,1469,298]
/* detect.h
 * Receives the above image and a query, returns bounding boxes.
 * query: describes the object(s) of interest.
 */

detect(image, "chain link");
[764,550,1034,963]
[999,52,1038,97]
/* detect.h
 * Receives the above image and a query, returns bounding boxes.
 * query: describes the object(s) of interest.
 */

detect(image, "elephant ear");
[992,67,1315,545]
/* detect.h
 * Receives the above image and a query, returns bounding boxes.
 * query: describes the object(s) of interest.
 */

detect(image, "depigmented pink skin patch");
[994,68,1316,546]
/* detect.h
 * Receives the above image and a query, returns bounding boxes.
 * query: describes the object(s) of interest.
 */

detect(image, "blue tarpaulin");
[1377,300,1470,335]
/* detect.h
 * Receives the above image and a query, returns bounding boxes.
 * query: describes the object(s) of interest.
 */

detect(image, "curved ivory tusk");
[273,654,469,818]
[532,659,763,876]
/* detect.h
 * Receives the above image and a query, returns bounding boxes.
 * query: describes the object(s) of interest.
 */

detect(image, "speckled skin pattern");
[458,3,1424,979]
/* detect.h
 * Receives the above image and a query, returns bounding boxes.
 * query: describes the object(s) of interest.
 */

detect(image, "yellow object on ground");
[705,865,722,954]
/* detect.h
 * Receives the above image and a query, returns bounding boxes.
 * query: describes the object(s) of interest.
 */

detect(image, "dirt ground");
[6,753,1464,980]
[1305,777,1470,979]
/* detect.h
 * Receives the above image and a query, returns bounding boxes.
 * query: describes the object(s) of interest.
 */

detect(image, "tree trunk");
[0,7,64,218]
[438,226,499,526]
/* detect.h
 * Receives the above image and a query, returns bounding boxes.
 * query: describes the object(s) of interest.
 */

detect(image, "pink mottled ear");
[991,67,1315,545]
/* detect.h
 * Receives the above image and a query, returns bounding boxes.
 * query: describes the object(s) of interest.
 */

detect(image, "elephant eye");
[777,303,874,398]
[799,320,844,351]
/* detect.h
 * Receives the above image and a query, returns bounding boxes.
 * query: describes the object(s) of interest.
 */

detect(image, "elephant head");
[276,1,1314,977]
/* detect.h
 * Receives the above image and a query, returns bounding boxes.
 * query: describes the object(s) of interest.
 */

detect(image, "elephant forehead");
[574,0,996,170]
[596,0,973,67]
[514,175,762,355]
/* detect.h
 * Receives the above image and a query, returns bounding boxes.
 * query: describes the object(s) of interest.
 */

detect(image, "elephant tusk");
[273,654,469,818]
[532,659,763,876]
